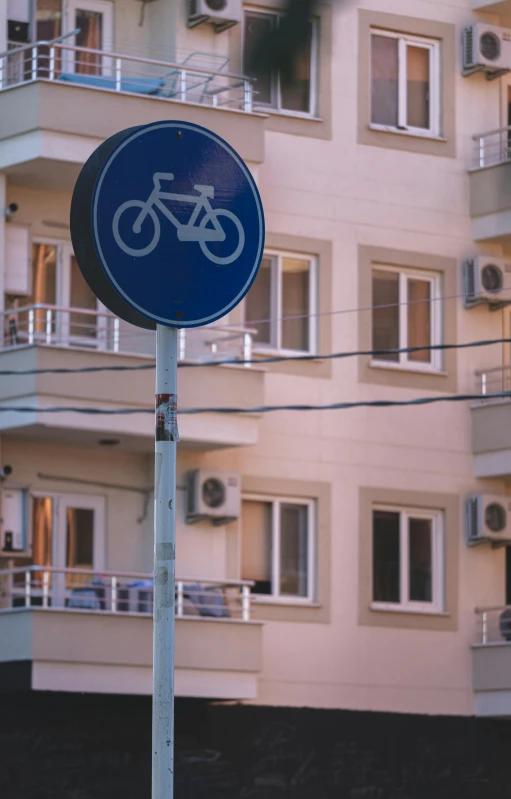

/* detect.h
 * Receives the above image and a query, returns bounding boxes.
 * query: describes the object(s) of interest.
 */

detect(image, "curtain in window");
[408,518,432,602]
[280,22,313,113]
[35,0,62,78]
[407,46,430,130]
[282,258,310,351]
[280,503,308,597]
[66,507,94,586]
[241,500,272,595]
[75,10,103,74]
[245,258,272,346]
[32,497,53,568]
[371,35,398,127]
[243,12,275,105]
[372,270,399,362]
[6,244,57,338]
[407,279,431,363]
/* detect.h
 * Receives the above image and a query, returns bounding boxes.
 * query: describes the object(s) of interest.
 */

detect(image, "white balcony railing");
[475,606,511,645]
[0,38,255,112]
[472,126,511,169]
[1,303,255,366]
[0,566,253,621]
[474,365,511,404]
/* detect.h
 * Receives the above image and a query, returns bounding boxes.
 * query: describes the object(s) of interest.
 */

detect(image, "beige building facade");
[1,0,511,724]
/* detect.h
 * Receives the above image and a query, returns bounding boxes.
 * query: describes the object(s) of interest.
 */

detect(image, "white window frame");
[243,7,319,118]
[371,264,443,373]
[370,28,441,139]
[242,493,316,604]
[371,505,444,614]
[245,249,318,356]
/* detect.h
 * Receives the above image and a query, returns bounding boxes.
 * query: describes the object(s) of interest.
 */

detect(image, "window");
[244,252,317,353]
[241,497,315,601]
[244,10,317,115]
[372,507,443,612]
[371,29,440,138]
[371,266,441,371]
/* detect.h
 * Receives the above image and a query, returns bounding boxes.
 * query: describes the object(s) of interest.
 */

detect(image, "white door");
[65,0,114,74]
[31,493,105,607]
[53,494,106,606]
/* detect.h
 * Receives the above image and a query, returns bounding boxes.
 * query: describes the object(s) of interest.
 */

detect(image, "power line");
[7,281,510,339]
[0,336,509,376]
[0,391,508,415]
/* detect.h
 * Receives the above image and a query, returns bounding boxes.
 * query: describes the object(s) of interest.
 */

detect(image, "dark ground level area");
[0,692,510,798]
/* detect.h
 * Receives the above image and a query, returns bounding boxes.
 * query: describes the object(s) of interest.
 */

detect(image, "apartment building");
[2,0,511,794]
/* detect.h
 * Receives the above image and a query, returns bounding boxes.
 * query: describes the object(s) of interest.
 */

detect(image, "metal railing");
[0,566,253,621]
[0,38,255,112]
[475,606,511,644]
[1,304,255,366]
[472,126,511,169]
[474,364,511,403]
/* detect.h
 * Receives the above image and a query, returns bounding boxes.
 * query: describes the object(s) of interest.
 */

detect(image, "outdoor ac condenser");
[186,469,241,524]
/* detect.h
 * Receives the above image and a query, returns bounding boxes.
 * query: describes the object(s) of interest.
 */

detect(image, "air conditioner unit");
[466,494,511,546]
[1,487,30,557]
[186,469,241,525]
[463,23,511,77]
[463,256,511,307]
[188,0,241,32]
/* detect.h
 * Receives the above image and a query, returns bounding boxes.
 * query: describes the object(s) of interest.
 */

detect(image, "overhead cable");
[0,391,508,415]
[0,335,509,376]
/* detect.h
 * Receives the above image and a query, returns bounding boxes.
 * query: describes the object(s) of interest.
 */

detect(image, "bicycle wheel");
[112,200,160,258]
[199,210,245,266]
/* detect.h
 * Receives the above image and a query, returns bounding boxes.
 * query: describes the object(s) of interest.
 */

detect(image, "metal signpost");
[70,121,264,798]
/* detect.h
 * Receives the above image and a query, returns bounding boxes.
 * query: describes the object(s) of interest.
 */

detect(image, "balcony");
[469,127,511,243]
[471,365,511,477]
[0,40,265,191]
[0,566,263,699]
[472,606,511,716]
[0,305,265,451]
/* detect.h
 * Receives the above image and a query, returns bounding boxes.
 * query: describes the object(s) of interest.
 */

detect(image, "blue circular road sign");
[70,121,265,328]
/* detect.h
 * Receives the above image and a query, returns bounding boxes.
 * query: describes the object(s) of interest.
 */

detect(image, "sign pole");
[153,323,178,799]
[70,122,263,799]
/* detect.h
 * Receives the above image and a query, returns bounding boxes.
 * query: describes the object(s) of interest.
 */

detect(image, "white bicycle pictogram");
[112,172,245,266]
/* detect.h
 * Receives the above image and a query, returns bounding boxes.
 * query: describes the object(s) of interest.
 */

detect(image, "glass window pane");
[372,270,399,362]
[66,507,94,570]
[241,500,272,595]
[245,257,272,346]
[280,22,313,113]
[371,35,398,127]
[244,12,275,106]
[409,517,433,602]
[280,503,309,597]
[373,510,400,603]
[282,258,310,351]
[75,9,103,74]
[407,45,430,130]
[70,255,97,338]
[407,279,431,363]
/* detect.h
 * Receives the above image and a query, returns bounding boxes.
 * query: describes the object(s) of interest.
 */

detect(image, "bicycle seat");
[194,184,214,198]
[153,172,175,186]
